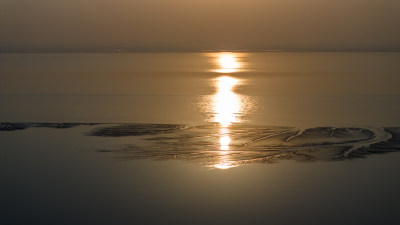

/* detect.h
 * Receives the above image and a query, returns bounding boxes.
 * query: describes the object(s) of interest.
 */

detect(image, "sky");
[0,0,399,51]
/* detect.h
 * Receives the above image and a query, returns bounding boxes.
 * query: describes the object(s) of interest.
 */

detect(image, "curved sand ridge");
[2,123,400,168]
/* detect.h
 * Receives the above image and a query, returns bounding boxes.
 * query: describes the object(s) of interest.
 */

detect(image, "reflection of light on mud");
[213,149,237,170]
[214,161,237,170]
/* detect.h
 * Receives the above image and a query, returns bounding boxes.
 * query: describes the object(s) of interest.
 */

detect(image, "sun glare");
[219,127,231,151]
[213,76,241,127]
[214,53,241,73]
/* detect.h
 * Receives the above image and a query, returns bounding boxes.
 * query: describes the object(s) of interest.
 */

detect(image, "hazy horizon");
[1,0,399,52]
[1,48,400,53]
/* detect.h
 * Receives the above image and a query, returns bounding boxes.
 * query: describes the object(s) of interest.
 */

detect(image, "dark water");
[1,52,400,224]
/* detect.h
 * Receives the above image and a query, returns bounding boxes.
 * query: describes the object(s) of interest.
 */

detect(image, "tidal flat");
[3,123,400,169]
[1,124,400,224]
[1,52,400,224]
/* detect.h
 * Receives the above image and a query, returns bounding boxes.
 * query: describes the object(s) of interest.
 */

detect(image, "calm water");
[1,52,400,224]
[1,52,400,126]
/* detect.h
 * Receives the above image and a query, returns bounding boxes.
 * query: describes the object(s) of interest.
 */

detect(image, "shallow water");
[1,52,400,224]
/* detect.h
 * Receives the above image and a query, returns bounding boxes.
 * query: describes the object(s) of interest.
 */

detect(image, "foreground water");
[1,52,400,224]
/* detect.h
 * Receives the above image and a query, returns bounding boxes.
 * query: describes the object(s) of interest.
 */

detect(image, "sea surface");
[1,52,400,224]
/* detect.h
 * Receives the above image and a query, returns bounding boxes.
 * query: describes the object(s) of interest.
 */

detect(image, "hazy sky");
[1,0,399,51]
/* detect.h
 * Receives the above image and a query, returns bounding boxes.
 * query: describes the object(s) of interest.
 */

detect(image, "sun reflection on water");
[217,53,240,73]
[210,53,245,169]
[212,76,241,169]
[219,127,231,151]
[213,76,241,128]
[208,52,244,74]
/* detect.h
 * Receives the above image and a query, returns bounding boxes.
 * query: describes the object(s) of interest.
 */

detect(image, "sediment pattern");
[2,123,400,168]
[0,123,98,131]
[89,124,400,168]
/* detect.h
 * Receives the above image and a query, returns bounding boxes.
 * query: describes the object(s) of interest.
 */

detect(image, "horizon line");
[1,48,400,53]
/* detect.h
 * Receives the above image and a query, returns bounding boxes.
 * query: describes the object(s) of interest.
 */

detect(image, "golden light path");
[213,76,241,128]
[211,53,243,169]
